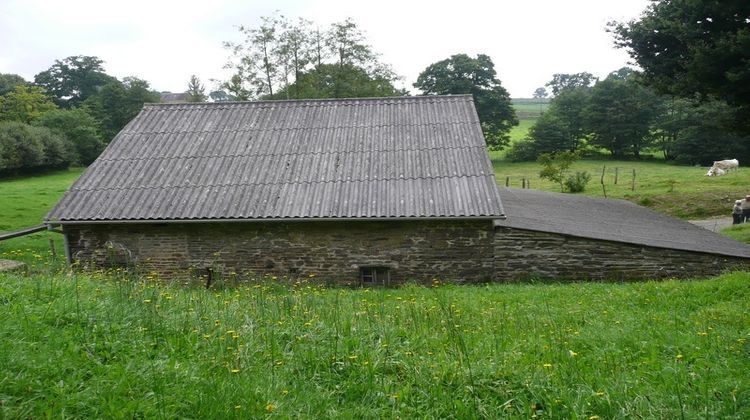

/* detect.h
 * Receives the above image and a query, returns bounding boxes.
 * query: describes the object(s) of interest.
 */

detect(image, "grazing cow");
[706,159,739,176]
[714,159,739,171]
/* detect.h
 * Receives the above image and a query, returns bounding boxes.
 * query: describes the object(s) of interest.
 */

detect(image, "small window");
[360,267,390,286]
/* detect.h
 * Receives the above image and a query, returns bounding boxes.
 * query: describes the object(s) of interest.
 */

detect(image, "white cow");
[706,159,739,176]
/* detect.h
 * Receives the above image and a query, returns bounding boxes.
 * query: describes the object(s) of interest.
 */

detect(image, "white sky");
[0,0,650,98]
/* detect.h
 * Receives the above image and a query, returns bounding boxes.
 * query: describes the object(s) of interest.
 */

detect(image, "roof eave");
[47,214,506,226]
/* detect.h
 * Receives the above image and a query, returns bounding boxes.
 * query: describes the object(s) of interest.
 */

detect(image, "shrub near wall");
[0,121,73,176]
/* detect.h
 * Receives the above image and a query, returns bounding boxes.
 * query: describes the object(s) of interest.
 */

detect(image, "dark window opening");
[360,267,390,286]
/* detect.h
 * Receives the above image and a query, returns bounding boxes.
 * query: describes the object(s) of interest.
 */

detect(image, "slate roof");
[47,95,504,222]
[495,188,750,259]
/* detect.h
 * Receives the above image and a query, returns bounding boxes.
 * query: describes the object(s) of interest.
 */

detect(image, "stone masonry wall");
[494,227,749,281]
[65,220,496,285]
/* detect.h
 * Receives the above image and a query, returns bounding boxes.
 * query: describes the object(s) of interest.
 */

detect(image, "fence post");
[601,165,607,198]
[506,177,509,187]
[631,169,636,191]
[522,177,526,189]
[527,178,530,189]
[49,237,57,259]
[614,167,618,185]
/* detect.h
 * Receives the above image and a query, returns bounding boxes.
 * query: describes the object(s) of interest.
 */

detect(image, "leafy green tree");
[414,53,517,150]
[538,150,581,192]
[668,100,749,165]
[225,16,400,100]
[186,75,207,102]
[220,74,253,101]
[276,63,401,99]
[85,77,159,140]
[0,73,27,96]
[545,72,596,96]
[277,18,313,99]
[583,70,660,157]
[650,96,692,160]
[533,87,547,99]
[0,121,73,175]
[0,86,58,123]
[611,0,750,123]
[35,108,104,165]
[525,112,574,155]
[547,87,591,151]
[209,90,233,102]
[34,56,116,108]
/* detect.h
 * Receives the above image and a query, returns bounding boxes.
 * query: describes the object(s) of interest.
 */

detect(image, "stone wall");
[64,220,496,285]
[493,227,749,281]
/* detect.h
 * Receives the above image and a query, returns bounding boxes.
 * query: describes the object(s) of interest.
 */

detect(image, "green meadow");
[1,270,748,418]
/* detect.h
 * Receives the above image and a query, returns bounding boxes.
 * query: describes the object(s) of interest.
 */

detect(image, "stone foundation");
[493,227,748,281]
[63,221,749,284]
[64,220,496,285]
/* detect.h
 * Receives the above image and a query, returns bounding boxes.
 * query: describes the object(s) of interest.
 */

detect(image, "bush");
[505,139,539,162]
[0,121,73,176]
[35,108,105,165]
[563,171,591,193]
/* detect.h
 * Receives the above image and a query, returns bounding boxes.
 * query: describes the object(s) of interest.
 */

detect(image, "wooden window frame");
[359,266,390,286]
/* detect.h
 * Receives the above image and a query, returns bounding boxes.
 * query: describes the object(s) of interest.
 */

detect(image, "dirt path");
[688,217,734,232]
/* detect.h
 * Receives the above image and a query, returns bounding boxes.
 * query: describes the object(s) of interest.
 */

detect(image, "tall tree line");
[0,56,159,176]
[222,15,403,100]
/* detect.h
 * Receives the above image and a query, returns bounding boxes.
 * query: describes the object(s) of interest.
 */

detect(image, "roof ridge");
[69,174,499,192]
[143,94,473,108]
[119,121,480,135]
[96,145,489,162]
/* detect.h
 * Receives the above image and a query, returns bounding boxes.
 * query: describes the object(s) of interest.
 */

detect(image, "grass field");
[489,159,748,219]
[1,270,748,418]
[0,169,83,267]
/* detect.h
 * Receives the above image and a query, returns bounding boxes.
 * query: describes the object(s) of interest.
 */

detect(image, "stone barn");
[46,95,750,284]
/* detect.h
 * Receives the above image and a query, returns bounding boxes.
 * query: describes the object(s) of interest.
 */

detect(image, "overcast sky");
[0,0,651,98]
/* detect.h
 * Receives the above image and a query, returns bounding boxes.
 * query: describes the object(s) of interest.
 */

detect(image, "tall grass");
[1,270,748,418]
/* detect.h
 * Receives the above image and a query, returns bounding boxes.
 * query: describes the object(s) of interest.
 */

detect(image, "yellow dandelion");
[543,363,553,368]
[282,390,289,395]
[265,403,275,412]
[676,354,683,359]
[230,368,240,373]
[595,391,605,397]
[143,299,151,303]
[568,350,578,357]
[348,355,358,360]
[589,416,600,420]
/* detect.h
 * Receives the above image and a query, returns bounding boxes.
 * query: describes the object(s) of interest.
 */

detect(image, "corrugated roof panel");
[47,95,504,222]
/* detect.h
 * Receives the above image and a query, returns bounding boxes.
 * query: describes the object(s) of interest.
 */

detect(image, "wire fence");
[501,166,640,197]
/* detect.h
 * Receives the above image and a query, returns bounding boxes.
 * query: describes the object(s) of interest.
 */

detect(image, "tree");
[545,72,596,96]
[538,150,581,192]
[0,85,58,123]
[525,112,574,155]
[224,16,401,100]
[583,70,660,157]
[533,87,547,99]
[611,0,750,122]
[277,17,313,99]
[414,53,518,150]
[34,56,116,108]
[84,77,159,140]
[209,90,233,102]
[0,121,73,175]
[0,73,27,96]
[276,63,401,99]
[186,75,207,102]
[35,108,105,165]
